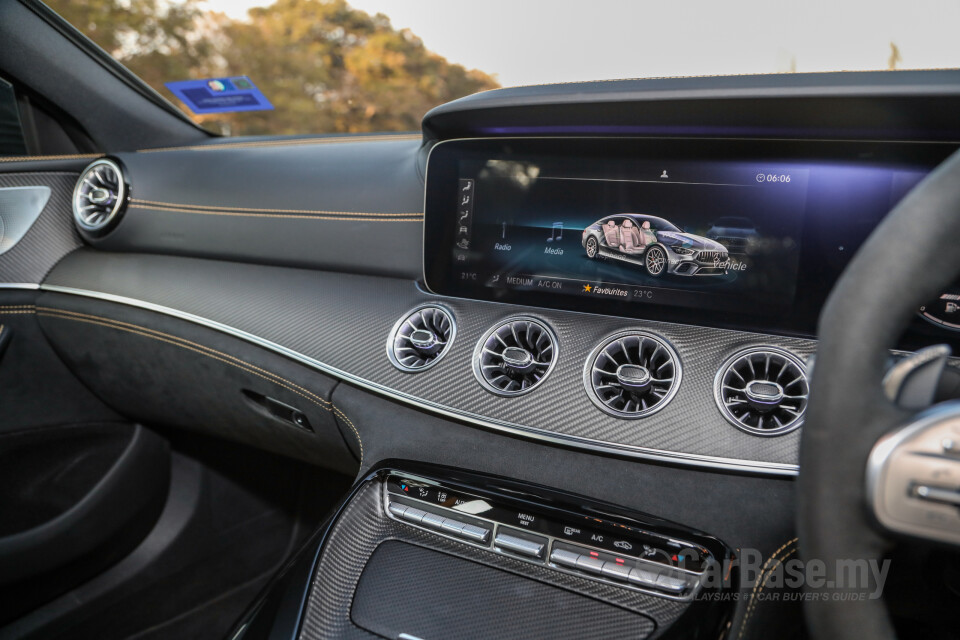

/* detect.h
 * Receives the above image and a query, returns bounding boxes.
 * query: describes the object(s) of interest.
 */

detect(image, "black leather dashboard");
[92,134,425,278]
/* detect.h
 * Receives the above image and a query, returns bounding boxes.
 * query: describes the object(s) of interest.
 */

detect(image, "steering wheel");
[799,148,960,639]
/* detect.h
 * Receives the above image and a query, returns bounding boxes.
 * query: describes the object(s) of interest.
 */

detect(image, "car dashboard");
[6,69,960,640]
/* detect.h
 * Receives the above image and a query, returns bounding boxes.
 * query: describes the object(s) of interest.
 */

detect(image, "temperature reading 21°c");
[756,173,791,184]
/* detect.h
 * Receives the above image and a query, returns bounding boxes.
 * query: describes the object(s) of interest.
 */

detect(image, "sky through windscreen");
[211,0,960,86]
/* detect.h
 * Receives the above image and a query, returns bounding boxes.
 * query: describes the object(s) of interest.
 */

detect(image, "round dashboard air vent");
[387,305,456,372]
[72,158,128,236]
[584,331,682,418]
[714,346,809,436]
[473,316,558,396]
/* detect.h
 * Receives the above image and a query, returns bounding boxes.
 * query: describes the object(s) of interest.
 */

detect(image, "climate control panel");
[383,473,715,601]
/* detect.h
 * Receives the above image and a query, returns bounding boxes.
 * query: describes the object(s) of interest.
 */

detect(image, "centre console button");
[401,506,427,524]
[440,518,467,535]
[495,530,546,559]
[656,573,690,594]
[628,566,661,588]
[459,523,491,543]
[574,555,605,574]
[550,548,581,568]
[600,561,633,582]
[421,512,446,530]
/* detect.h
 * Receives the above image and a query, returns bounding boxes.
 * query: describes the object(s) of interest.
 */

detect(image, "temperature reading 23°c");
[755,173,791,184]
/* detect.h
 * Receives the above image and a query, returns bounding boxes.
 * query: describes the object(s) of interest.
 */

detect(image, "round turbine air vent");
[72,158,128,235]
[387,305,456,372]
[473,317,558,396]
[714,347,809,436]
[584,331,682,418]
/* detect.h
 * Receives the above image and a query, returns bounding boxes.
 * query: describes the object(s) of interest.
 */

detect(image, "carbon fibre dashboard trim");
[38,283,799,475]
[0,172,81,283]
[39,251,813,476]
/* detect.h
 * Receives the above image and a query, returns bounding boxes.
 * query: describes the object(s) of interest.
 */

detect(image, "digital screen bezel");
[423,137,956,338]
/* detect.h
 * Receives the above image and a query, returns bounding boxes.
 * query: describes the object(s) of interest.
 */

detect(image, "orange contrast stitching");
[128,203,422,222]
[37,308,363,463]
[736,538,799,640]
[0,305,36,315]
[0,153,103,163]
[130,199,422,218]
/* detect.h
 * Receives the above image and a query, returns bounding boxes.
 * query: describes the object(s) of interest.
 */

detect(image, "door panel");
[0,423,170,624]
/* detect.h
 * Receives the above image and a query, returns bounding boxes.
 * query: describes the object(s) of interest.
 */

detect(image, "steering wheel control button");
[867,402,960,545]
[495,529,546,559]
[912,484,960,507]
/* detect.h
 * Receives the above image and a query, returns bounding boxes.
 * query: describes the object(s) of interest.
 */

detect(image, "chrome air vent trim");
[387,304,456,372]
[72,158,127,235]
[584,331,682,419]
[473,316,558,397]
[714,346,809,436]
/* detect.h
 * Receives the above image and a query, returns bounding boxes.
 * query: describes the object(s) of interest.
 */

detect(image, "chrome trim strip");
[38,283,800,476]
[0,283,41,290]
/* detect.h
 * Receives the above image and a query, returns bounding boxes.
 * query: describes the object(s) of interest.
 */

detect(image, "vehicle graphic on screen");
[581,214,729,277]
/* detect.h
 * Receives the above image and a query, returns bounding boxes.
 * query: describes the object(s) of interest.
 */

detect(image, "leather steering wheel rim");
[799,148,960,639]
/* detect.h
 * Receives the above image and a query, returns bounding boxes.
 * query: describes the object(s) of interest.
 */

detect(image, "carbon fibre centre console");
[295,465,736,640]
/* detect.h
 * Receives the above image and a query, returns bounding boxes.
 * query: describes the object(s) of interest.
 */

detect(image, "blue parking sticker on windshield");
[165,76,273,114]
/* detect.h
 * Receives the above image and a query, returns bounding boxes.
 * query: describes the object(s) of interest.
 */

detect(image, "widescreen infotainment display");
[457,157,808,312]
[423,138,945,334]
